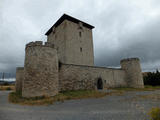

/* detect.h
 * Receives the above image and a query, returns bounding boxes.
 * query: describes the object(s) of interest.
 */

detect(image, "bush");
[148,107,160,120]
[144,70,160,86]
[3,82,9,86]
[0,85,15,91]
[6,87,11,90]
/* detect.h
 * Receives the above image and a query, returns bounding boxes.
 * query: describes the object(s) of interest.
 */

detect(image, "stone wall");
[65,20,94,66]
[121,58,144,88]
[47,20,67,63]
[22,41,59,98]
[47,20,94,66]
[15,67,24,92]
[59,64,127,91]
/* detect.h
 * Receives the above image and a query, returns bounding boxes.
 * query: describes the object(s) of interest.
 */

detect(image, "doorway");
[97,77,103,89]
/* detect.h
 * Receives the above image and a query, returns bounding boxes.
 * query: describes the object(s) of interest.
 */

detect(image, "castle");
[16,14,144,98]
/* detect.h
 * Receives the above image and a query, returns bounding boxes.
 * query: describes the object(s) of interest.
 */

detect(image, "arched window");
[97,77,103,89]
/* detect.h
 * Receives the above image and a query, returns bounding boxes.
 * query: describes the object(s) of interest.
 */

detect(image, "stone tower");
[45,14,95,66]
[22,41,59,98]
[120,58,144,88]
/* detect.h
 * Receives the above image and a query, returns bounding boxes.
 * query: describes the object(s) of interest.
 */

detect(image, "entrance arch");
[97,77,103,89]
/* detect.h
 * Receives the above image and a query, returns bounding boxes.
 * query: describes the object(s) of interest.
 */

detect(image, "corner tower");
[45,14,94,66]
[23,41,59,97]
[120,58,144,88]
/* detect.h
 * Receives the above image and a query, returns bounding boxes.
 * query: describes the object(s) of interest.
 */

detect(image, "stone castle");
[16,14,144,98]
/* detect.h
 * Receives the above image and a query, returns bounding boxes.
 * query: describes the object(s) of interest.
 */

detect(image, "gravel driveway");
[0,90,160,120]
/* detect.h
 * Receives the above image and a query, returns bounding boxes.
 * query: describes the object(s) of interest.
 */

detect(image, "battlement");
[26,41,55,49]
[120,58,139,63]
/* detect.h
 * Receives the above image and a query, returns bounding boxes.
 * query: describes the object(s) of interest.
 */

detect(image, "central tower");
[45,14,94,66]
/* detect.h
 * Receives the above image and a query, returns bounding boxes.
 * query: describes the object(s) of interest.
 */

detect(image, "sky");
[0,0,160,76]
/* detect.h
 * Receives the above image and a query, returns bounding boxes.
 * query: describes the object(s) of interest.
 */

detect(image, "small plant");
[148,107,160,120]
[3,82,9,86]
[0,85,15,91]
[6,87,11,90]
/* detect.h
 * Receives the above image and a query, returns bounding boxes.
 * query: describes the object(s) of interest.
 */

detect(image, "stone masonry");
[16,14,144,98]
[15,67,24,92]
[22,41,59,97]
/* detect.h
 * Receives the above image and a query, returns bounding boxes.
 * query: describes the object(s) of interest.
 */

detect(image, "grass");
[148,107,160,120]
[0,85,15,91]
[9,90,108,105]
[136,92,160,101]
[111,85,160,91]
[8,86,160,105]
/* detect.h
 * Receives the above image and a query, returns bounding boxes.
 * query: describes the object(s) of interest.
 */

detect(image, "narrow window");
[80,47,82,52]
[79,32,82,37]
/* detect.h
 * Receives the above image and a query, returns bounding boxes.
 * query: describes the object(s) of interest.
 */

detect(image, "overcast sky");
[1,0,160,75]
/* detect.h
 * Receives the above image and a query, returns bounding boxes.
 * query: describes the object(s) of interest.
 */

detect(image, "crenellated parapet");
[25,41,55,49]
[120,58,139,63]
[23,40,59,98]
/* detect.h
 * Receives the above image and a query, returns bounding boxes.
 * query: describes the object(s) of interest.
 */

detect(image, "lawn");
[0,85,15,91]
[9,90,107,105]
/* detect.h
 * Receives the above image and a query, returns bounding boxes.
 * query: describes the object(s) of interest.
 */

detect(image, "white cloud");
[0,0,160,74]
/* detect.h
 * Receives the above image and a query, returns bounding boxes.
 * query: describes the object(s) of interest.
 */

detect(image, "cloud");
[95,16,160,71]
[0,0,160,76]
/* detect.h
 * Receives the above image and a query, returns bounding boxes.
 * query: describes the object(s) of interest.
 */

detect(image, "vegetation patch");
[111,85,160,92]
[148,107,160,120]
[136,93,160,101]
[0,85,15,91]
[9,90,108,105]
[143,70,160,86]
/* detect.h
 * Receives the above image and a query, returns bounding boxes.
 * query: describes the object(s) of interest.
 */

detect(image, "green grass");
[148,107,160,120]
[9,86,160,106]
[0,85,15,91]
[111,85,160,91]
[9,90,108,105]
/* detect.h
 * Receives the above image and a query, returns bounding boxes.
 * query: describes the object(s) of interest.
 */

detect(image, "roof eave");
[45,14,94,36]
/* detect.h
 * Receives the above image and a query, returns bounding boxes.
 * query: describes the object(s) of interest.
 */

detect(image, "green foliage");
[9,90,107,105]
[0,85,15,91]
[144,70,160,86]
[148,107,160,120]
[6,87,11,90]
[3,82,9,86]
[112,86,160,91]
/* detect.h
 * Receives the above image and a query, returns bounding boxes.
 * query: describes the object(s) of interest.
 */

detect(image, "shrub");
[6,87,11,90]
[3,82,9,86]
[148,107,160,120]
[144,70,160,86]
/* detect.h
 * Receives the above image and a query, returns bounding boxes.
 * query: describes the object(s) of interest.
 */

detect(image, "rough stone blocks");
[15,67,24,92]
[22,42,59,98]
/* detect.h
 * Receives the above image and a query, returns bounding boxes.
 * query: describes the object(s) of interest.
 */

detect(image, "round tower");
[23,41,59,98]
[120,58,144,88]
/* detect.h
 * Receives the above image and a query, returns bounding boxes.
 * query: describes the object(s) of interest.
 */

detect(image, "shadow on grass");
[8,90,108,106]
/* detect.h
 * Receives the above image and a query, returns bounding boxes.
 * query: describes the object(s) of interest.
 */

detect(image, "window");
[80,47,82,52]
[79,32,82,37]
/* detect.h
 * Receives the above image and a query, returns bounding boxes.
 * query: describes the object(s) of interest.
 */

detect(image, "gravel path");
[0,90,160,120]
